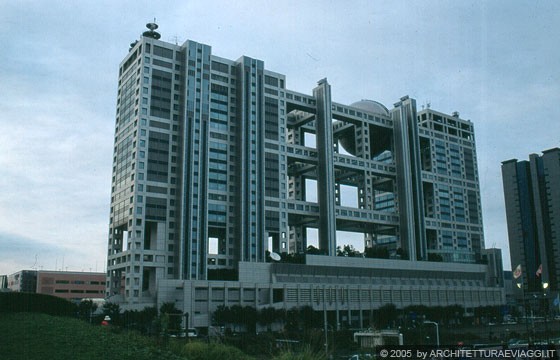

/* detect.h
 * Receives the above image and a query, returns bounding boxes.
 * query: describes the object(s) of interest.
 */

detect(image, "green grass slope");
[0,312,182,360]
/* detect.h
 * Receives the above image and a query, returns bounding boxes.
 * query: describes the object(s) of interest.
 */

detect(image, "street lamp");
[542,282,549,343]
[424,321,439,347]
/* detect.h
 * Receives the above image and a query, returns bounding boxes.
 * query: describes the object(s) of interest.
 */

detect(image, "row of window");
[53,280,106,285]
[54,289,104,294]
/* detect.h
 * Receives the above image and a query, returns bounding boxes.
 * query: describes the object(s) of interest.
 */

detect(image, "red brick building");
[35,271,106,301]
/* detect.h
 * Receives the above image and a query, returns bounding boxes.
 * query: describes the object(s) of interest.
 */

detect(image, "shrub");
[0,292,77,316]
[181,341,251,360]
[273,346,326,360]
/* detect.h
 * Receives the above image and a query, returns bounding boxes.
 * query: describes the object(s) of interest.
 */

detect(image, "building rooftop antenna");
[170,35,182,45]
[143,19,161,40]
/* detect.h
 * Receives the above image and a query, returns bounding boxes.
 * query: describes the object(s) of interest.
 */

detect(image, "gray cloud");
[0,231,105,274]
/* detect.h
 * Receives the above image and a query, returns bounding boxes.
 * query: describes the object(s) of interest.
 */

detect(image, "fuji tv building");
[106,23,505,329]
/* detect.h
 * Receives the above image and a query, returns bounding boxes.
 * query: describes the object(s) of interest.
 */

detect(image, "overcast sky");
[1,0,559,274]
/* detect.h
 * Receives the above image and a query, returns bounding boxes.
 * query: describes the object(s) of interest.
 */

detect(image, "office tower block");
[106,25,502,325]
[416,108,485,263]
[107,24,292,301]
[502,148,560,293]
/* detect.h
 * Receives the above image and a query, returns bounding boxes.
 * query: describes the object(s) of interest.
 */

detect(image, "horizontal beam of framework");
[333,121,355,134]
[285,199,399,227]
[332,112,393,130]
[334,154,395,176]
[284,97,395,130]
[285,144,396,177]
[420,171,479,187]
[286,110,315,128]
[287,163,316,177]
[287,165,373,185]
[332,112,393,128]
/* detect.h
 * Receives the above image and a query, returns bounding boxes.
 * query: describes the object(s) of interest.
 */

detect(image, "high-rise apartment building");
[106,24,503,326]
[502,148,560,293]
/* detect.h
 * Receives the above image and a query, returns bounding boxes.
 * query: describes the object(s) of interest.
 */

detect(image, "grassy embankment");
[0,312,183,360]
[0,291,325,360]
[0,312,323,360]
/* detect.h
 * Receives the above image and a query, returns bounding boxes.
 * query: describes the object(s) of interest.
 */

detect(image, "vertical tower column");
[289,225,307,253]
[313,79,337,256]
[236,57,266,263]
[391,96,426,261]
[356,122,372,207]
[541,149,560,291]
[529,154,547,285]
[357,122,374,249]
[180,41,212,280]
[502,159,533,291]
[363,169,375,249]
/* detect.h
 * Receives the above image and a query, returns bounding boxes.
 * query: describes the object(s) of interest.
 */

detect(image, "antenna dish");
[143,22,161,40]
[146,22,159,31]
[270,252,281,261]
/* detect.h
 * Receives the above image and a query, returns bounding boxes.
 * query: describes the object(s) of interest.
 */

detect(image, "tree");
[284,308,300,333]
[241,306,258,333]
[442,304,463,325]
[337,244,360,257]
[280,252,305,264]
[402,304,428,328]
[396,247,409,260]
[300,306,317,330]
[121,306,158,334]
[364,246,390,259]
[258,307,278,331]
[102,302,121,325]
[306,245,326,255]
[376,303,398,329]
[427,253,443,262]
[213,305,230,326]
[474,305,500,324]
[229,305,244,332]
[139,306,158,335]
[77,300,97,322]
[159,302,182,335]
